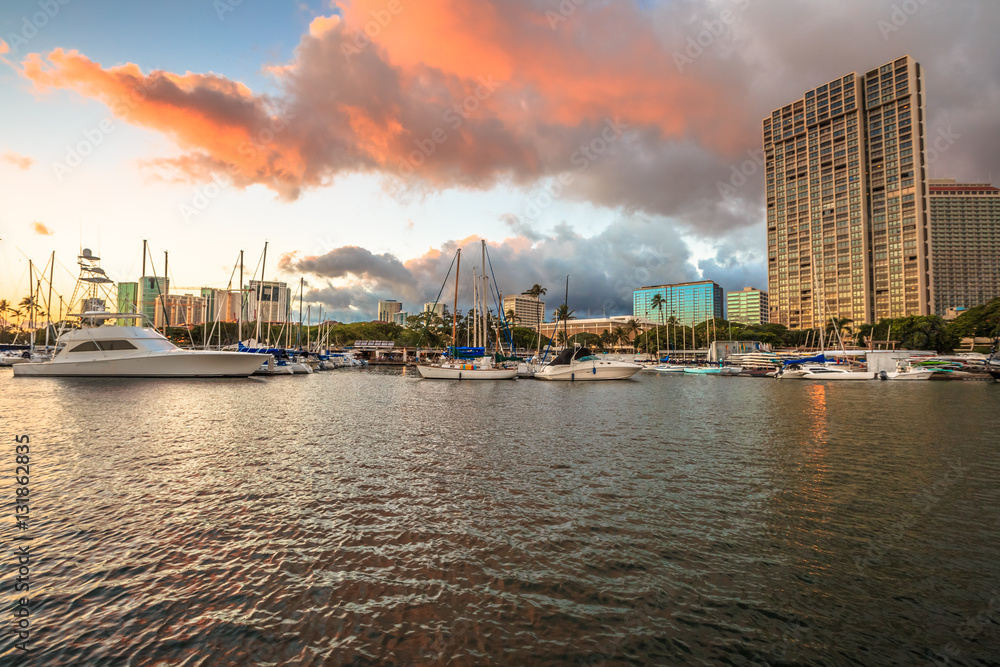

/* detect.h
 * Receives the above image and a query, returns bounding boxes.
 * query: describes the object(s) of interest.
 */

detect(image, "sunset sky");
[1,0,998,321]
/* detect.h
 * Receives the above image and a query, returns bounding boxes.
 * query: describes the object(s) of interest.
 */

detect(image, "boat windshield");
[577,355,599,361]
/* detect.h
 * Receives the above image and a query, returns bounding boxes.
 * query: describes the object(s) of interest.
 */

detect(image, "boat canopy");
[447,346,485,359]
[782,353,828,365]
[550,347,593,366]
[238,342,290,358]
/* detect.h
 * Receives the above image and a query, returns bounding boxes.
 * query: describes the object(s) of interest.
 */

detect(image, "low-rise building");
[726,287,769,325]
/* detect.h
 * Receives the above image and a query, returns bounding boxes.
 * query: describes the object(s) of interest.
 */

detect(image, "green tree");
[526,284,547,298]
[650,293,665,358]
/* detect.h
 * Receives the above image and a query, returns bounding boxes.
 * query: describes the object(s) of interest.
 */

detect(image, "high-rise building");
[726,287,769,326]
[154,294,207,328]
[139,276,169,327]
[248,280,291,323]
[116,282,138,326]
[378,299,402,322]
[392,311,410,326]
[423,302,446,319]
[201,288,242,322]
[765,55,931,328]
[502,293,546,328]
[928,179,1000,315]
[633,280,723,327]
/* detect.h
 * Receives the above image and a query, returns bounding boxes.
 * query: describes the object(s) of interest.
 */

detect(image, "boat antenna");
[563,274,569,350]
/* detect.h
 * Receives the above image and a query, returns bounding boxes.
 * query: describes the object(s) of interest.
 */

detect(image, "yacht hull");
[13,351,267,377]
[534,361,642,381]
[415,364,517,380]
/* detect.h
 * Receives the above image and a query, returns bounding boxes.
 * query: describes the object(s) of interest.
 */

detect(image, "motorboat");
[878,360,936,381]
[13,249,269,378]
[534,347,642,381]
[14,313,268,377]
[653,364,687,373]
[798,365,876,380]
[774,363,832,379]
[683,366,721,375]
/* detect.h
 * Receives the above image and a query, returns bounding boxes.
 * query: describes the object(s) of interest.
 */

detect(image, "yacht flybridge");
[13,249,268,378]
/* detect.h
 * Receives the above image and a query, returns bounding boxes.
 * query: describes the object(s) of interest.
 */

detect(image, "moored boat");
[534,347,642,381]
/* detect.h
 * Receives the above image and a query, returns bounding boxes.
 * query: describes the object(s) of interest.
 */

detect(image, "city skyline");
[1,1,998,321]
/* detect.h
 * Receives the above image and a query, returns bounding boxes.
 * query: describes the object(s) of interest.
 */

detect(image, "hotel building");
[765,55,931,328]
[139,276,169,326]
[116,282,138,326]
[154,294,208,328]
[502,293,546,328]
[726,287,769,326]
[928,179,1000,315]
[248,280,292,323]
[201,288,242,322]
[633,280,723,327]
[378,299,402,322]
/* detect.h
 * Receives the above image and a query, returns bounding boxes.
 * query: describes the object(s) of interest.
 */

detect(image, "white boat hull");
[13,350,267,377]
[534,360,642,381]
[416,363,517,380]
[799,370,876,380]
[881,369,936,381]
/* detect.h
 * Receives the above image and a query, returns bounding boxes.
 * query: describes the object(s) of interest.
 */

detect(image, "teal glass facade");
[633,281,724,327]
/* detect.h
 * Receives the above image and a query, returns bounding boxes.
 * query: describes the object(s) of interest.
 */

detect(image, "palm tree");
[552,304,575,322]
[526,284,547,298]
[505,308,519,326]
[611,326,625,351]
[18,296,45,329]
[624,318,642,353]
[650,294,665,359]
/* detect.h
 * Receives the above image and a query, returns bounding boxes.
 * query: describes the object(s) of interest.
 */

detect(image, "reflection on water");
[1,369,998,665]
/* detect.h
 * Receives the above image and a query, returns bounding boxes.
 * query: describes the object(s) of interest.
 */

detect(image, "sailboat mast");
[472,267,478,348]
[258,241,268,345]
[481,240,487,351]
[28,260,34,350]
[45,251,55,350]
[238,250,244,344]
[451,249,461,347]
[563,274,569,349]
[162,251,169,337]
[298,277,304,350]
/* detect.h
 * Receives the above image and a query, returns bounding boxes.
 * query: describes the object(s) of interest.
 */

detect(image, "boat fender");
[878,370,888,381]
[592,366,596,374]
[459,372,462,380]
[571,373,575,381]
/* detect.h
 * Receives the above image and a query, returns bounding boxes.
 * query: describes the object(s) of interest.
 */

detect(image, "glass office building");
[726,287,769,325]
[633,280,723,327]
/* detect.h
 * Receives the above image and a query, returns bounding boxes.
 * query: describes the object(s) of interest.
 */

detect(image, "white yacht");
[878,360,936,381]
[13,314,268,377]
[13,248,269,378]
[534,347,642,381]
[797,365,876,381]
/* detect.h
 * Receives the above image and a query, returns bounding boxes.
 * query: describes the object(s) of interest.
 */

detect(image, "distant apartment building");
[928,179,1000,315]
[248,280,291,323]
[633,280,723,327]
[423,302,446,319]
[537,316,656,344]
[726,287,769,325]
[201,288,242,322]
[378,299,402,322]
[116,282,138,326]
[765,55,931,329]
[139,276,169,326]
[154,294,207,328]
[502,293,546,328]
[392,311,409,326]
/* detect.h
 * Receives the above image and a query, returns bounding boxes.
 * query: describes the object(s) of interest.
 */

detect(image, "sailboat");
[416,243,517,380]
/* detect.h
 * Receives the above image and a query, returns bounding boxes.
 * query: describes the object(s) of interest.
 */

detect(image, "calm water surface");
[1,368,998,665]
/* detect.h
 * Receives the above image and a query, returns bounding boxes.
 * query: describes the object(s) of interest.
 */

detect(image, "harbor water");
[1,369,998,665]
